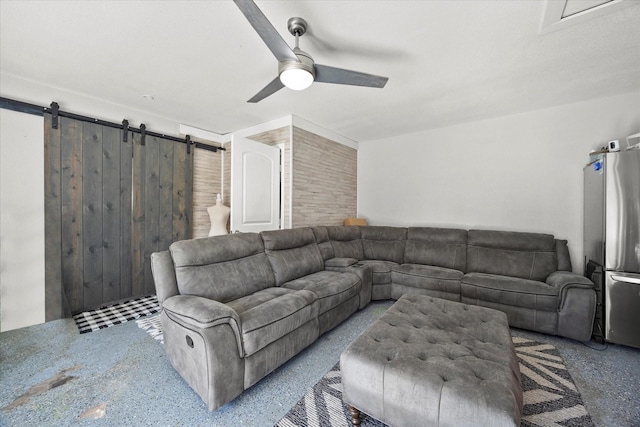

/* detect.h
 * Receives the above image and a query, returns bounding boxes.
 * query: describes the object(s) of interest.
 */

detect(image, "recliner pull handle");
[186,335,194,348]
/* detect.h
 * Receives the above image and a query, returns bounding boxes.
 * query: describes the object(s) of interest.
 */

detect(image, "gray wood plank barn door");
[44,114,192,315]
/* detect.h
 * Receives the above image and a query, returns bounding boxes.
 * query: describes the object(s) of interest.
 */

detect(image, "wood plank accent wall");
[192,144,223,239]
[44,114,192,315]
[292,127,357,227]
[248,126,290,228]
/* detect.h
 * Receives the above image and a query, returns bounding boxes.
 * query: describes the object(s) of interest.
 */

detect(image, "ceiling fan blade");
[248,76,285,103]
[315,64,388,88]
[233,0,299,63]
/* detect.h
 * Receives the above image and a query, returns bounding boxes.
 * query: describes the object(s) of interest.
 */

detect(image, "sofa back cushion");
[360,226,406,263]
[170,233,274,303]
[325,226,363,259]
[261,228,324,286]
[466,230,557,281]
[311,226,335,261]
[405,227,468,272]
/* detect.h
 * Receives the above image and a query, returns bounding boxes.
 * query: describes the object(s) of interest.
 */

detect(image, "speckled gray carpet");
[4,300,635,426]
[274,337,594,427]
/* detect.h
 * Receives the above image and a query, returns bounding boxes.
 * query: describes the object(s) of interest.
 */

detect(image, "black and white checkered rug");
[73,295,160,334]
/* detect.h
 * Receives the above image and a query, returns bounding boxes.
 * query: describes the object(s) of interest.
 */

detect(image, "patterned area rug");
[73,295,159,333]
[275,336,594,427]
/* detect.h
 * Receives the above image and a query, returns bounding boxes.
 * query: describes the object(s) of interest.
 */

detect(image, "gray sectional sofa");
[151,225,595,411]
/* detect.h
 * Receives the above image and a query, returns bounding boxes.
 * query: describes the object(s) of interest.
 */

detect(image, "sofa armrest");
[151,251,180,305]
[325,257,359,268]
[546,271,594,312]
[546,271,596,341]
[546,271,594,294]
[163,295,243,356]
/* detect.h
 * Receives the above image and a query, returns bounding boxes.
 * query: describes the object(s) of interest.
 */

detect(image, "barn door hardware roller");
[50,102,59,129]
[122,119,129,142]
[140,123,146,146]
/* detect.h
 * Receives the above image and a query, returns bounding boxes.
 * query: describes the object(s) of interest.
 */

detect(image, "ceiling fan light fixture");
[278,48,315,91]
[280,67,314,90]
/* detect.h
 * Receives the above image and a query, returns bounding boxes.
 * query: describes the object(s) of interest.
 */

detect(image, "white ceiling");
[1,0,639,142]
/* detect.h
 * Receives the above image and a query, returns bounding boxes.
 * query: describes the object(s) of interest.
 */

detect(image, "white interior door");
[230,136,281,233]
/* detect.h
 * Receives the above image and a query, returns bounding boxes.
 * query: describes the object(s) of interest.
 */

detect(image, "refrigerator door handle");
[611,275,640,285]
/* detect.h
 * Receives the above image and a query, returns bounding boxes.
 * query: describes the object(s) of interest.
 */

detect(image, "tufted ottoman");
[340,294,522,426]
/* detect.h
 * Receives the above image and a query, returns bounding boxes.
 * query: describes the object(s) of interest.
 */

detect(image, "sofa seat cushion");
[461,273,558,312]
[282,271,361,315]
[226,287,319,357]
[357,260,398,285]
[392,264,463,291]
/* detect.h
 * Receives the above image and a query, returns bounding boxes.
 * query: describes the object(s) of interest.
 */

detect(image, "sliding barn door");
[131,132,192,298]
[44,114,192,314]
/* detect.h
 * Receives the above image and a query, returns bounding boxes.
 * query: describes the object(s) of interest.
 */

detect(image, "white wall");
[358,92,640,274]
[0,109,45,331]
[1,73,180,136]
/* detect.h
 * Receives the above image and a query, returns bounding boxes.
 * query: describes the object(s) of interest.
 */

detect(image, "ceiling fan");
[233,0,389,103]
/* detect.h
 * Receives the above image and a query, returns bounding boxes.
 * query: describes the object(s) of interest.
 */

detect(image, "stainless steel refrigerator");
[584,148,640,348]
